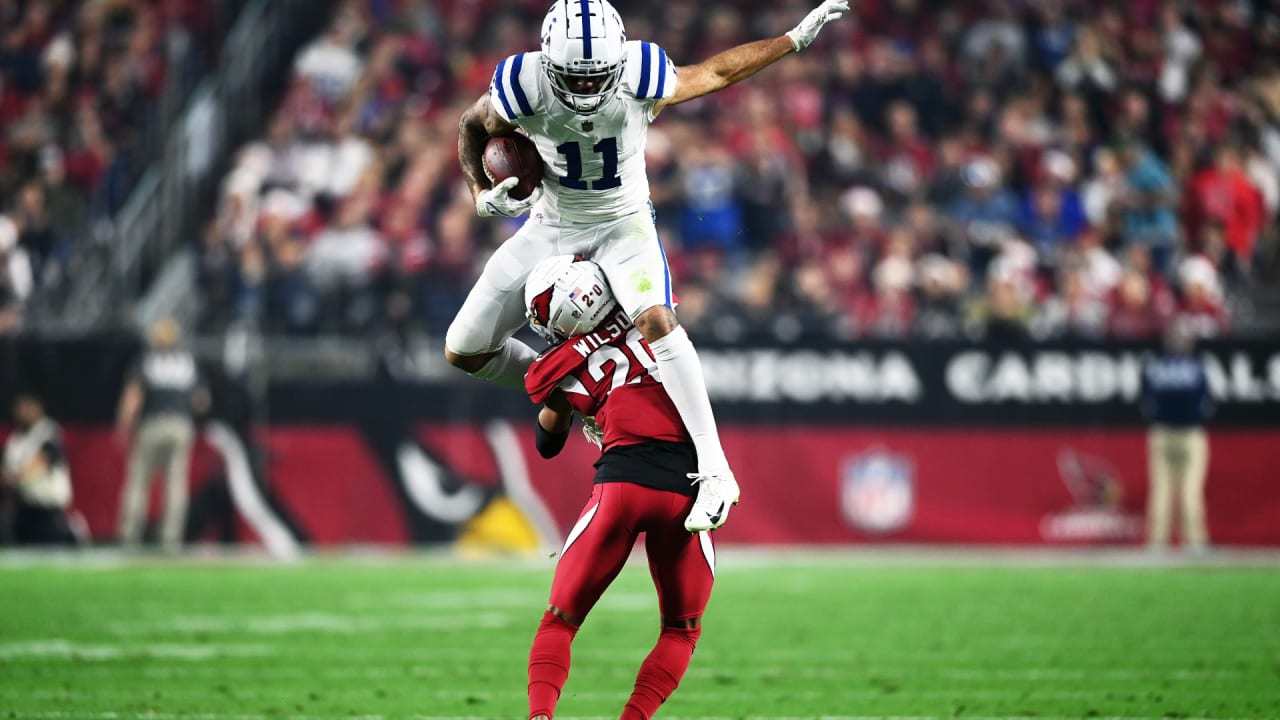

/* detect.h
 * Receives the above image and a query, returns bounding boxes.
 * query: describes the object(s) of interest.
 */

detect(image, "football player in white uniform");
[451,0,849,533]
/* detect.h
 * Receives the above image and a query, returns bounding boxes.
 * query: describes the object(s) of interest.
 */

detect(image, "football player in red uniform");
[522,255,715,720]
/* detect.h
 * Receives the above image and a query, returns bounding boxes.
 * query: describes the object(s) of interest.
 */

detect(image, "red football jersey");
[526,308,689,450]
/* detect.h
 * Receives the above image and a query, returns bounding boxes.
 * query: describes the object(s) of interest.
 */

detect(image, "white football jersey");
[488,41,678,224]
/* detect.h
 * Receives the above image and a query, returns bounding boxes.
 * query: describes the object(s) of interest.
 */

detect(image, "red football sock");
[528,611,579,718]
[620,625,701,720]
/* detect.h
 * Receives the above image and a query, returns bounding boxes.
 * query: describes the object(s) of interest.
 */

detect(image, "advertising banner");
[2,335,1275,548]
[693,339,1280,425]
[3,336,1279,426]
[24,424,1279,548]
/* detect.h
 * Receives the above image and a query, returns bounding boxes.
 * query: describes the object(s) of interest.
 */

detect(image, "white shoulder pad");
[623,41,677,102]
[489,51,544,122]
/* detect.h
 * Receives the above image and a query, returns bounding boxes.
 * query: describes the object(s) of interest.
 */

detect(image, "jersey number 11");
[556,137,621,191]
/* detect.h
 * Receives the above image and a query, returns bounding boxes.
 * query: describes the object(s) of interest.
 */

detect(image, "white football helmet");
[540,0,627,114]
[525,255,619,344]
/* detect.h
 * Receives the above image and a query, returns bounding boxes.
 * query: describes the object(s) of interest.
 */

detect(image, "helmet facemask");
[542,55,624,114]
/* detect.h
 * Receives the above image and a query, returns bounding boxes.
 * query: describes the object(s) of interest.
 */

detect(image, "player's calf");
[620,617,703,720]
[528,609,580,719]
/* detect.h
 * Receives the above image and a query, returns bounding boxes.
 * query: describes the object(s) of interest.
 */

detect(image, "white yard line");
[335,589,654,612]
[105,611,514,636]
[0,640,272,661]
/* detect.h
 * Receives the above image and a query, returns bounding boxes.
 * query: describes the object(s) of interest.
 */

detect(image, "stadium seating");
[6,0,1279,340]
[0,0,240,328]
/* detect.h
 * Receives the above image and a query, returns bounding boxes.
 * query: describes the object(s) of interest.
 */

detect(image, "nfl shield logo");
[581,120,594,131]
[841,450,914,534]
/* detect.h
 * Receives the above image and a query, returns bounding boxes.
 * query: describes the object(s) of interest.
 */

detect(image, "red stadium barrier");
[9,424,1277,547]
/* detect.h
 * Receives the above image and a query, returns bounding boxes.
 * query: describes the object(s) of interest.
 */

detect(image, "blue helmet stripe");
[509,54,535,116]
[579,0,592,59]
[492,57,517,120]
[655,47,669,99]
[637,41,652,99]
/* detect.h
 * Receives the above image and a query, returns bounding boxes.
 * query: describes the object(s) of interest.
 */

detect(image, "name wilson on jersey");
[571,307,633,358]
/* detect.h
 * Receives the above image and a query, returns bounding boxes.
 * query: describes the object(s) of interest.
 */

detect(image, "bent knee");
[548,604,586,627]
[634,305,678,340]
[660,616,702,647]
[445,346,495,374]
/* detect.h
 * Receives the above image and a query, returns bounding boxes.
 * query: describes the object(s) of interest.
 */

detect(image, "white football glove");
[785,0,850,52]
[475,177,543,218]
[581,416,603,450]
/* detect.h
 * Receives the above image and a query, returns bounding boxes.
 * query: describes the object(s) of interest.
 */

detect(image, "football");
[483,133,544,200]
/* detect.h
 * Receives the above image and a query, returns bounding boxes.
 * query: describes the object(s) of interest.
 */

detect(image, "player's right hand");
[475,177,543,218]
[786,0,850,52]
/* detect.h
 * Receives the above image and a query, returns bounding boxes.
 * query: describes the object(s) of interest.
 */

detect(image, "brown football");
[483,134,544,200]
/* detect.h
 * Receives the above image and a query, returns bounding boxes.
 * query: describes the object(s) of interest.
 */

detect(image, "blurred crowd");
[195,0,1280,342]
[0,0,232,332]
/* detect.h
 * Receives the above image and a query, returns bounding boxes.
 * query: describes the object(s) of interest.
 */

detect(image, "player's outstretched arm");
[457,93,518,202]
[654,0,848,114]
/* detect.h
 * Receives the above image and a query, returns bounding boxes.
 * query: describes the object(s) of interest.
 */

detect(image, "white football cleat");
[684,470,740,532]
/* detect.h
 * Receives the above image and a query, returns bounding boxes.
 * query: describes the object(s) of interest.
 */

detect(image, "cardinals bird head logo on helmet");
[541,0,627,114]
[527,285,556,335]
[525,255,619,344]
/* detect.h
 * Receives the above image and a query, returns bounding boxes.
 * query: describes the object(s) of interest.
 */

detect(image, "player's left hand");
[581,416,603,449]
[786,0,850,52]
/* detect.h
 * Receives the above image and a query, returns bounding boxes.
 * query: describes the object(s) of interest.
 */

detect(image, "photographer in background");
[2,393,79,545]
[1140,322,1213,554]
[115,318,210,552]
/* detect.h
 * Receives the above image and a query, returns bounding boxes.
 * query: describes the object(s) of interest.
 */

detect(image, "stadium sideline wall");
[2,336,1277,547]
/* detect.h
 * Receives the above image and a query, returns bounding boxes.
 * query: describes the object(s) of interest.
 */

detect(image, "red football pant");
[528,482,715,719]
[620,624,701,720]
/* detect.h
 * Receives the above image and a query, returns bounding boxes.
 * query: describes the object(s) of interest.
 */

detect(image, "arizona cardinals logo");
[529,286,555,328]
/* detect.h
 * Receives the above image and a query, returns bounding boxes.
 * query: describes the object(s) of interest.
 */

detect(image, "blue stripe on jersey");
[509,54,534,116]
[655,47,669,99]
[637,42,652,99]
[492,57,517,120]
[580,0,592,59]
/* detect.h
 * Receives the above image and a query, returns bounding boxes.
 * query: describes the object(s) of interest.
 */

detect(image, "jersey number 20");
[587,332,659,391]
[556,137,621,190]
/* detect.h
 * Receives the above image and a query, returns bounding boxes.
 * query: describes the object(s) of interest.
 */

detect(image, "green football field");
[3,551,1279,720]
